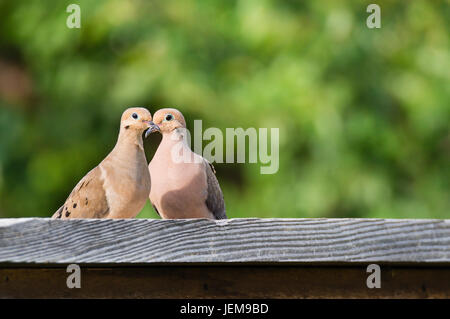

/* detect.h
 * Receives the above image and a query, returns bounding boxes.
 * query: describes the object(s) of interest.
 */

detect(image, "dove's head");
[152,108,186,134]
[120,107,160,138]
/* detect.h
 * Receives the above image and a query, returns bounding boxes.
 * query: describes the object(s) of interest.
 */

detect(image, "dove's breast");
[100,147,151,218]
[149,152,213,219]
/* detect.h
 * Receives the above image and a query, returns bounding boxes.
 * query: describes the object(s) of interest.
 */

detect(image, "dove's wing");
[52,166,110,219]
[204,160,226,219]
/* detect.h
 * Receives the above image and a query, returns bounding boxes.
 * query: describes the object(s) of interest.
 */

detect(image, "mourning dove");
[52,107,160,219]
[147,108,227,220]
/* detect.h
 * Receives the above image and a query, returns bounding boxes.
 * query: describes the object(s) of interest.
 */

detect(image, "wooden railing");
[0,218,449,298]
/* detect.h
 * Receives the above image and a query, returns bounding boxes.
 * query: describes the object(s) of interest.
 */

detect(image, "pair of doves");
[52,108,226,220]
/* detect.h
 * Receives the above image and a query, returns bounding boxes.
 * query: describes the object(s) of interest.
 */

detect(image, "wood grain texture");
[0,218,449,264]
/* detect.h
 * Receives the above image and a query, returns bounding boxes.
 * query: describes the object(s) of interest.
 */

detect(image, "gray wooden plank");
[0,218,449,264]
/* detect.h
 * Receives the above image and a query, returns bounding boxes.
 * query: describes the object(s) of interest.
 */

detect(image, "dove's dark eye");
[132,113,139,119]
[165,114,173,121]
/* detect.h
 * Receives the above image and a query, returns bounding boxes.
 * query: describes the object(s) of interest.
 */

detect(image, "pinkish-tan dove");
[147,108,226,219]
[52,107,160,219]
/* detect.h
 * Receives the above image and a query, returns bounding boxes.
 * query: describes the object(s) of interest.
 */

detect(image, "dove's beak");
[145,121,160,138]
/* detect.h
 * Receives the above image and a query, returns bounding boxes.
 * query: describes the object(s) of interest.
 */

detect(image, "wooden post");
[0,218,449,298]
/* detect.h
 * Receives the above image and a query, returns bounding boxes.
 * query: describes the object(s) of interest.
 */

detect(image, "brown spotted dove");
[52,107,160,219]
[147,108,226,219]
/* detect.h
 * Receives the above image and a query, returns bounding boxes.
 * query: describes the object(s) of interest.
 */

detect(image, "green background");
[0,0,448,219]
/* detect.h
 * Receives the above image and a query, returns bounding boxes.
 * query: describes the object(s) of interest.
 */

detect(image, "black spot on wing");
[52,205,64,219]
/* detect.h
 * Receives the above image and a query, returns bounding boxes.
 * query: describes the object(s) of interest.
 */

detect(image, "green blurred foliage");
[0,0,448,219]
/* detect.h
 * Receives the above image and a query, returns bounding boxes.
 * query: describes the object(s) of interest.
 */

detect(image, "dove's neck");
[110,129,145,163]
[155,128,204,165]
[161,128,191,148]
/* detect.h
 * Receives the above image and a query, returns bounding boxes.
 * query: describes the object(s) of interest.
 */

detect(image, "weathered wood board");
[0,218,449,298]
[0,218,448,264]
